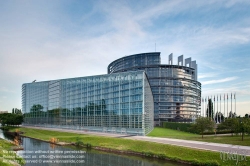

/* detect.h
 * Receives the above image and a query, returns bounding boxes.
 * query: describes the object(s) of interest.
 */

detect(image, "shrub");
[75,137,84,146]
[156,153,166,159]
[0,126,11,131]
[162,122,193,133]
[142,151,154,157]
[86,143,92,148]
[190,117,215,138]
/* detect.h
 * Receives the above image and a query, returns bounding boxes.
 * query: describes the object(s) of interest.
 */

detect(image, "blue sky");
[0,0,250,116]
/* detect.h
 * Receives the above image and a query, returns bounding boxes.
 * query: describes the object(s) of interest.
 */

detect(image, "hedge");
[162,122,234,135]
[162,122,193,133]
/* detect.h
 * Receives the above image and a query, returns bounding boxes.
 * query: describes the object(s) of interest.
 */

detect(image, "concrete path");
[21,126,250,156]
[125,136,250,156]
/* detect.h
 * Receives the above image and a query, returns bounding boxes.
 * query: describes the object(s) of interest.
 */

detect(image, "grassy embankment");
[0,138,25,166]
[148,127,250,146]
[9,127,250,166]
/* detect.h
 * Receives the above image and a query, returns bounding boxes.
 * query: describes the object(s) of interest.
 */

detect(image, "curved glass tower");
[108,52,201,123]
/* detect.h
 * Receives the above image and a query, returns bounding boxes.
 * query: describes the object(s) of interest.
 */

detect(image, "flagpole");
[231,93,232,118]
[224,93,226,121]
[204,97,205,117]
[211,96,212,120]
[211,96,213,120]
[216,95,219,123]
[227,93,228,118]
[201,98,204,116]
[217,95,218,123]
[207,96,209,119]
[212,96,214,121]
[214,96,215,122]
[220,94,221,123]
[206,96,207,118]
[201,97,203,117]
[235,93,236,117]
[208,96,210,119]
[207,96,208,118]
[210,96,212,120]
[205,97,206,118]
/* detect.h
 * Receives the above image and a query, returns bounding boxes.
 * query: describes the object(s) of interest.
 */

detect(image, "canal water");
[0,130,187,166]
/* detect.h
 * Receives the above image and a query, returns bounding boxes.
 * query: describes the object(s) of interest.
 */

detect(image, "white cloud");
[0,87,15,93]
[198,73,218,79]
[202,77,237,85]
[225,0,250,8]
[202,81,250,97]
[0,0,250,114]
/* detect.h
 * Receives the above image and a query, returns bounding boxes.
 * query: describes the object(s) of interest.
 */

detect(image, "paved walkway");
[22,126,250,156]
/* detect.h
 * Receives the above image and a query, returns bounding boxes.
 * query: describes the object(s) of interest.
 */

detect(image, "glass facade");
[22,71,154,136]
[108,52,201,122]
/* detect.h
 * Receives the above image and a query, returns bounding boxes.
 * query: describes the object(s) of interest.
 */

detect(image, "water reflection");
[0,130,187,166]
[0,129,15,140]
[13,136,22,146]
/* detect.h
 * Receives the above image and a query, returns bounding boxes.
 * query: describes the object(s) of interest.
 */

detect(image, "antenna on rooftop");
[155,42,156,52]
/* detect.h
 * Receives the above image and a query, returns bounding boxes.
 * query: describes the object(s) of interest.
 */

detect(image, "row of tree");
[0,113,23,126]
[218,117,250,141]
[12,108,22,115]
[191,117,250,140]
[0,108,23,126]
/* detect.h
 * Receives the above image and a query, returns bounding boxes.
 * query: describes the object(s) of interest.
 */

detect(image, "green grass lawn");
[0,138,25,166]
[148,127,250,146]
[148,127,198,139]
[8,127,250,166]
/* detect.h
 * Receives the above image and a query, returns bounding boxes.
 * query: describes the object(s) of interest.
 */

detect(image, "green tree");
[217,118,239,136]
[12,108,22,115]
[75,137,84,146]
[0,113,23,126]
[239,118,250,141]
[190,117,215,138]
[206,99,214,120]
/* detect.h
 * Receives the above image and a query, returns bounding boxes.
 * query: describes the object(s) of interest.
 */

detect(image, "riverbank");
[9,127,250,166]
[0,138,25,166]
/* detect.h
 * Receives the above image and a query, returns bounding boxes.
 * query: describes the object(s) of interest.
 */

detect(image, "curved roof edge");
[108,52,161,67]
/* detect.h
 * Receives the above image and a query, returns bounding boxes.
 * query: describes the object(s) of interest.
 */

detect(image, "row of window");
[61,88,142,97]
[61,81,143,91]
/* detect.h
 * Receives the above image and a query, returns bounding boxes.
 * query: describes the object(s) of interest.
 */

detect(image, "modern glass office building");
[108,52,201,123]
[22,52,201,133]
[22,71,154,136]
